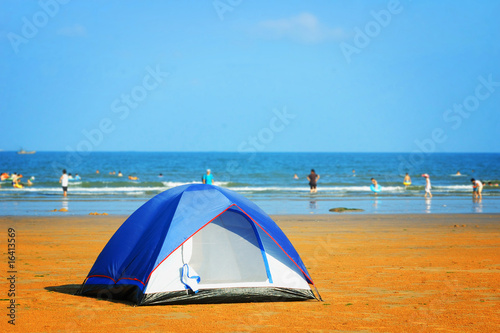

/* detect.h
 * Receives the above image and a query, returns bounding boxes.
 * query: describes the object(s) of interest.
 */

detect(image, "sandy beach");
[1,214,499,332]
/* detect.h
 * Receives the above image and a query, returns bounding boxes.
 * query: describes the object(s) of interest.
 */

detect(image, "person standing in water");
[422,174,432,198]
[370,178,382,194]
[202,169,214,185]
[307,169,320,193]
[471,178,483,199]
[59,169,69,197]
[404,173,411,187]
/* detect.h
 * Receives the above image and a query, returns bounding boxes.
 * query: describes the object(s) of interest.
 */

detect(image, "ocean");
[1,152,499,216]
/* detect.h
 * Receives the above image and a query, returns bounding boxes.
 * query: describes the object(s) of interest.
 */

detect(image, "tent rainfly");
[77,184,321,305]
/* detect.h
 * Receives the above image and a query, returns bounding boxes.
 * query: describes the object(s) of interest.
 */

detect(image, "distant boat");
[17,149,36,154]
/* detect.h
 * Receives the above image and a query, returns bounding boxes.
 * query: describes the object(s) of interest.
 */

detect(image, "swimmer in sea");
[10,173,19,186]
[293,173,299,180]
[370,178,381,195]
[118,171,123,177]
[11,173,23,187]
[456,171,461,176]
[13,175,23,188]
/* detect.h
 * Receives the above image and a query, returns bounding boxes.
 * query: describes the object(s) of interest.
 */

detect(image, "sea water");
[1,152,499,215]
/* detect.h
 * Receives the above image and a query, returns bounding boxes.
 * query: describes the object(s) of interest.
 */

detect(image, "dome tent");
[77,184,320,305]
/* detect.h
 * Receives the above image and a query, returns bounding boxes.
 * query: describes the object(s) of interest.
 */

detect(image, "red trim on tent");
[87,275,116,283]
[144,204,237,285]
[86,275,145,287]
[116,277,146,286]
[233,204,315,285]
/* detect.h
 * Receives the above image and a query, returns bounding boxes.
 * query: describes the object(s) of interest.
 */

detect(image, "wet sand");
[1,214,499,332]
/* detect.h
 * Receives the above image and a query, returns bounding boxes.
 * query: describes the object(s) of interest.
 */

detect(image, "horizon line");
[1,150,499,154]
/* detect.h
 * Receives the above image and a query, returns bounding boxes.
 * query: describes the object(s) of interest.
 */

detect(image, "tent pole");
[313,284,323,302]
[74,277,88,295]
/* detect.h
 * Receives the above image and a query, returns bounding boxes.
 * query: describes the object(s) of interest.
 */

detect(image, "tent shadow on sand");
[45,285,135,306]
[45,284,80,295]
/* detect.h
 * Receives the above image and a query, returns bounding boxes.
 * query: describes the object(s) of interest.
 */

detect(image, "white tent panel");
[145,242,186,294]
[256,226,311,290]
[145,209,311,295]
[190,211,269,285]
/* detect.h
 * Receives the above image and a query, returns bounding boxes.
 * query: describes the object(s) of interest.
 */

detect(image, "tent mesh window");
[185,210,269,284]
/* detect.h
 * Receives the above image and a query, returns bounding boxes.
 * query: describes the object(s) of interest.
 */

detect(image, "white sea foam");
[0,187,167,194]
[223,185,407,193]
[161,181,230,187]
[0,184,479,195]
[434,185,473,191]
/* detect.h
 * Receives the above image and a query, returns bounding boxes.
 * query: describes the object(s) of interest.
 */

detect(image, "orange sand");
[1,214,499,332]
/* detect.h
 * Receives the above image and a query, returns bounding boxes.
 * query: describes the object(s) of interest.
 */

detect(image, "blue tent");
[77,184,319,304]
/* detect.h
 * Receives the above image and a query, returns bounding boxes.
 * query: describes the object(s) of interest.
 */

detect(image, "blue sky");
[1,0,499,152]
